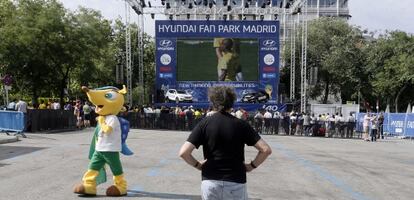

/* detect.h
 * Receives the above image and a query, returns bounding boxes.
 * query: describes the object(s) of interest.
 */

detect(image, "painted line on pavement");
[271,142,371,200]
[147,145,181,177]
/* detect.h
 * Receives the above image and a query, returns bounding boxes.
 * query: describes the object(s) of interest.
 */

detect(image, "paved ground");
[1,129,414,200]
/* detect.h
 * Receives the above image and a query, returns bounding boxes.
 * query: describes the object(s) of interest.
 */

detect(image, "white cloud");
[58,0,414,36]
[349,0,414,34]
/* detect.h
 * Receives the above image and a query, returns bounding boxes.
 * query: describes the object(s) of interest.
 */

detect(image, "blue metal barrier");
[357,112,414,137]
[0,111,25,133]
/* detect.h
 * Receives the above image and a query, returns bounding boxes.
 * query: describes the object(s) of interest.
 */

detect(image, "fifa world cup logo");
[265,85,273,100]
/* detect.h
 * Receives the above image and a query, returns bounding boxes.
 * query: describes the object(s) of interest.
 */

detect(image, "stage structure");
[122,0,344,112]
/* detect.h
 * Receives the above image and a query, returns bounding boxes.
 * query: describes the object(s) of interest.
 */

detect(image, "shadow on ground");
[127,190,201,199]
[126,190,262,200]
[0,146,47,161]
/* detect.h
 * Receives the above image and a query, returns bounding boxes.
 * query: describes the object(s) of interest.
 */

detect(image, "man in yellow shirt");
[216,38,241,81]
[213,38,242,81]
[38,100,47,109]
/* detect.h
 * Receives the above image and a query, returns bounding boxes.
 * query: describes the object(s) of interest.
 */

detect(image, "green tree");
[282,17,367,104]
[0,0,62,103]
[0,0,114,106]
[367,31,414,112]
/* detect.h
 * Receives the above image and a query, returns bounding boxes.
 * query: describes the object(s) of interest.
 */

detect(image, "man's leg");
[223,181,248,200]
[236,72,243,81]
[201,180,223,200]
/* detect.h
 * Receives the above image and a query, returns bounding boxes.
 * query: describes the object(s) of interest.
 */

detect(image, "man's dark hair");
[221,38,233,51]
[208,86,236,112]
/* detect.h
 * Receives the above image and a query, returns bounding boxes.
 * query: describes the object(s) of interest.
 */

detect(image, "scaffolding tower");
[121,0,349,110]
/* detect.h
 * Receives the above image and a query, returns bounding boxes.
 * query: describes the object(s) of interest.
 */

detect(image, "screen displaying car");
[165,89,193,103]
[241,90,269,103]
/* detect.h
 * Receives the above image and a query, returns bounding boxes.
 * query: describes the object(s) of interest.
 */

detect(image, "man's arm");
[219,69,227,81]
[245,139,272,172]
[215,47,223,59]
[179,141,205,170]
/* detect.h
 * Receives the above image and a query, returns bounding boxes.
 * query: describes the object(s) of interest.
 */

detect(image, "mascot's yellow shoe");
[106,174,127,196]
[73,170,99,196]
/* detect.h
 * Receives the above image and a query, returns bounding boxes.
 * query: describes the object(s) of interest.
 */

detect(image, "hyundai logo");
[262,39,276,47]
[159,40,173,47]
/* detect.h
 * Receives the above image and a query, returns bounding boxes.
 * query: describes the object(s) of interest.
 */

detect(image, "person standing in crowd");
[303,113,310,136]
[370,115,378,142]
[272,111,280,135]
[254,110,264,134]
[378,112,385,139]
[282,112,290,135]
[296,113,304,136]
[363,112,372,141]
[179,86,272,200]
[235,108,243,120]
[52,99,60,110]
[194,109,202,119]
[64,101,73,111]
[206,107,217,117]
[83,101,92,128]
[15,98,28,138]
[74,100,83,129]
[263,110,272,134]
[309,114,317,136]
[347,113,356,138]
[186,106,195,130]
[289,112,297,135]
[326,114,336,138]
[38,100,47,109]
[47,99,53,109]
[7,99,17,110]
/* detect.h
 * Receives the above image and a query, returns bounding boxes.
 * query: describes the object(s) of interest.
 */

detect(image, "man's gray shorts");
[201,180,247,200]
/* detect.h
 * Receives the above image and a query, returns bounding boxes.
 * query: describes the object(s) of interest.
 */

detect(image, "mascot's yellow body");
[73,85,128,196]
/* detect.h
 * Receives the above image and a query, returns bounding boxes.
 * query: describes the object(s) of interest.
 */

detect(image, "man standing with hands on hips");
[179,86,272,200]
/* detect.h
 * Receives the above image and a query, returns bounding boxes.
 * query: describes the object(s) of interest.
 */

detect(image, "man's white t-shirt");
[363,115,371,127]
[16,101,27,113]
[264,112,272,119]
[235,110,243,119]
[96,115,121,152]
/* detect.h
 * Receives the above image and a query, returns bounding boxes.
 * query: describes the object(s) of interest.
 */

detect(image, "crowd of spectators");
[4,99,382,140]
[122,105,364,139]
[252,110,358,138]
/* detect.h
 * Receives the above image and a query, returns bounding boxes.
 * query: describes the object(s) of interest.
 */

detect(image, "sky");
[58,0,414,36]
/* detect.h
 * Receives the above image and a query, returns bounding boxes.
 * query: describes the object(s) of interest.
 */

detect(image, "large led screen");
[176,38,259,81]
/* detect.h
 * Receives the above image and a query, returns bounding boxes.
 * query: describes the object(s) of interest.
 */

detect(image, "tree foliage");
[0,0,155,106]
[367,31,414,112]
[282,17,414,112]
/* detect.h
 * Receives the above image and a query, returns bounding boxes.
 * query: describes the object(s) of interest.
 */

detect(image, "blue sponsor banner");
[155,20,280,110]
[405,114,414,136]
[356,113,414,137]
[156,20,279,38]
[154,102,287,112]
[156,38,177,89]
[387,113,406,135]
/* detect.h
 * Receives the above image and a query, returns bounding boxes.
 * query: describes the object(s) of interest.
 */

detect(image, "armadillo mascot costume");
[74,85,133,196]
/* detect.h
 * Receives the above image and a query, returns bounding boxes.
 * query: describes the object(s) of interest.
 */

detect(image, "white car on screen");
[165,89,193,103]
